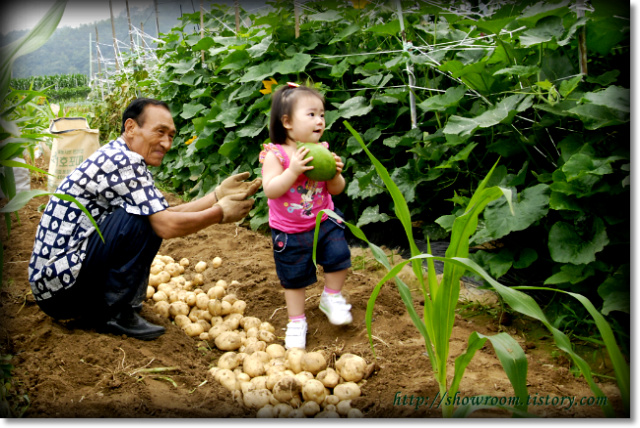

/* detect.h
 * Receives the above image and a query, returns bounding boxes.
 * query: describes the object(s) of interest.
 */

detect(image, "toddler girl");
[259,83,352,349]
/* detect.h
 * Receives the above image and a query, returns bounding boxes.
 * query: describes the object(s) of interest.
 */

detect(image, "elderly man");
[28,98,261,340]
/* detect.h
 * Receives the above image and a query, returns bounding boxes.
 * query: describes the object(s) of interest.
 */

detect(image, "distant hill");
[2,0,263,79]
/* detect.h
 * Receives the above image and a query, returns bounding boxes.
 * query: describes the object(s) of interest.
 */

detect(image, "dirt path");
[0,178,624,418]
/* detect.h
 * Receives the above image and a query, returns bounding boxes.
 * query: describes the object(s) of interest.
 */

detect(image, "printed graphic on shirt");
[284,179,324,218]
[28,138,168,301]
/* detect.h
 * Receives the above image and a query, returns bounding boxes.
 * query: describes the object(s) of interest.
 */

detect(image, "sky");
[0,0,154,35]
[0,0,270,36]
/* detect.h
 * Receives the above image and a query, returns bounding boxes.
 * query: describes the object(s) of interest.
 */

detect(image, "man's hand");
[214,193,255,224]
[215,172,263,201]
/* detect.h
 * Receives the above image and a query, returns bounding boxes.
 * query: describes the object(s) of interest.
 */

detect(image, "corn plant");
[0,0,103,281]
[313,121,628,417]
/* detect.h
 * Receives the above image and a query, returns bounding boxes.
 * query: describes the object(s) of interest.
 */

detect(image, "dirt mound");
[0,181,623,418]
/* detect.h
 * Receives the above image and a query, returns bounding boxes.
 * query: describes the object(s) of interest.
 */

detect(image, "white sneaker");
[319,292,353,325]
[285,319,307,349]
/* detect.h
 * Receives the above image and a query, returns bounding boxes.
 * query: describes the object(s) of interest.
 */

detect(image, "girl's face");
[283,94,325,144]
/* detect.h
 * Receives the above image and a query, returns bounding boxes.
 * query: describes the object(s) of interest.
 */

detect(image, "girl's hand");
[332,152,344,176]
[288,146,314,176]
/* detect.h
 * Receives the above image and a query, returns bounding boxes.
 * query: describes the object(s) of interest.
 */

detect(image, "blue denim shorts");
[271,212,351,289]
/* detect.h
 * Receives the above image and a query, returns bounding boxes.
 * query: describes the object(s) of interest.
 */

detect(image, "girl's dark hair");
[121,98,171,134]
[269,85,325,144]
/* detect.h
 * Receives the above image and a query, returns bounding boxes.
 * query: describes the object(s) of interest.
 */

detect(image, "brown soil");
[0,175,624,418]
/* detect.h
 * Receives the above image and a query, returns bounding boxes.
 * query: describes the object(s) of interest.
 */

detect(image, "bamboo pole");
[200,0,205,66]
[395,0,417,129]
[109,0,119,71]
[235,0,240,33]
[89,32,93,86]
[154,0,160,38]
[95,25,102,77]
[126,0,134,54]
[577,0,588,75]
[294,1,300,39]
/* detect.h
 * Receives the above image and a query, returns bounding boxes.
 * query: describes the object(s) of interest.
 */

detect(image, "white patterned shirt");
[28,137,169,301]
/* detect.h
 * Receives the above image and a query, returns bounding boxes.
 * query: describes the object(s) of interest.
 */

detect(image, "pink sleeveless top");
[259,142,334,233]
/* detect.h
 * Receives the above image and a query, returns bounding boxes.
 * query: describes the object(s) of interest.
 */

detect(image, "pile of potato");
[210,349,368,418]
[146,254,276,345]
[146,253,370,418]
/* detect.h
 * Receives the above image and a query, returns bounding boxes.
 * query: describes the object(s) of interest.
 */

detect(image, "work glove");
[214,172,262,201]
[214,193,255,224]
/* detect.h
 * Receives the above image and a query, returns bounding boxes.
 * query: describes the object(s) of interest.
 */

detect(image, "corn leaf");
[0,190,104,243]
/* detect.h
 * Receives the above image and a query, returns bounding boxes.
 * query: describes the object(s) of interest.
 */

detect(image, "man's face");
[124,105,176,167]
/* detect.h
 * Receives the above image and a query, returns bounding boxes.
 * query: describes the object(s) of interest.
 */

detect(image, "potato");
[316,368,340,389]
[288,409,305,418]
[209,323,230,340]
[152,290,168,302]
[240,316,262,331]
[245,327,259,339]
[207,299,222,316]
[323,394,340,407]
[150,265,163,276]
[260,322,275,334]
[153,300,170,318]
[243,352,267,378]
[195,293,210,310]
[335,353,367,383]
[220,300,232,316]
[192,273,205,286]
[301,379,328,404]
[199,309,213,322]
[195,261,207,273]
[216,279,228,289]
[164,263,181,277]
[215,352,244,371]
[284,348,306,374]
[215,331,243,351]
[169,301,190,318]
[214,368,238,392]
[212,256,222,268]
[336,399,352,416]
[146,285,155,300]
[266,344,286,360]
[222,293,237,304]
[231,300,246,315]
[158,255,175,264]
[295,371,314,385]
[315,409,340,418]
[333,382,361,401]
[196,319,211,332]
[169,276,186,288]
[230,280,241,287]
[236,372,251,384]
[207,285,226,300]
[243,340,266,355]
[273,402,293,418]
[179,258,190,267]
[185,291,197,307]
[223,313,243,331]
[250,375,269,391]
[168,290,180,303]
[272,376,302,404]
[156,271,171,284]
[243,389,272,409]
[183,322,204,337]
[302,400,321,417]
[156,283,173,295]
[256,404,275,418]
[258,330,276,343]
[199,332,209,341]
[266,371,286,391]
[348,408,364,418]
[301,352,327,375]
[174,314,191,329]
